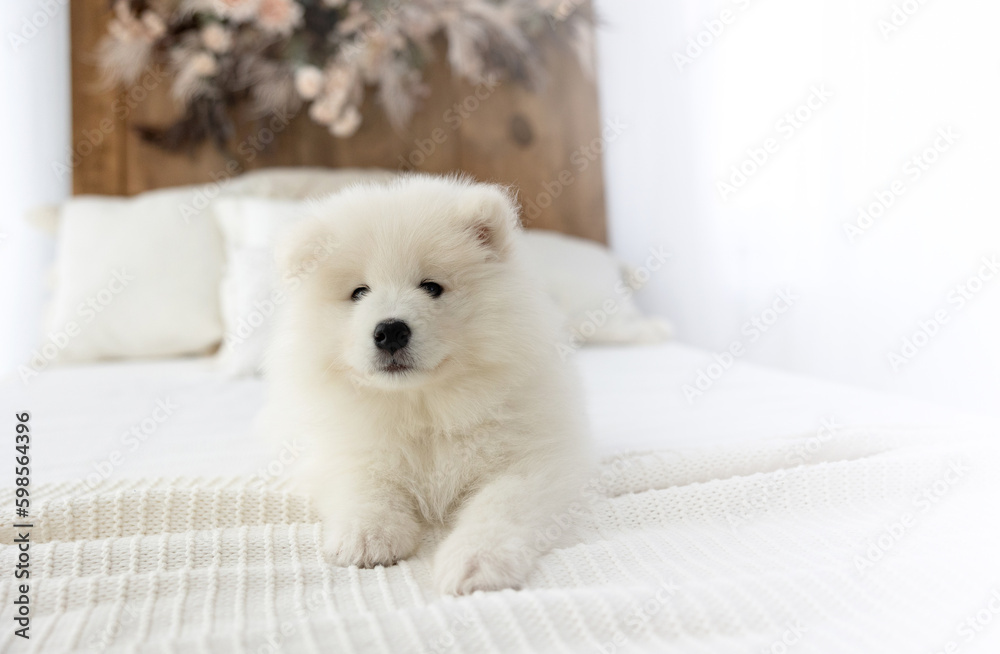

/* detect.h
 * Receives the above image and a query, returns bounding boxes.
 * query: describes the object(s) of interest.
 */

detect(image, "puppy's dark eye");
[419,280,444,298]
[351,286,369,301]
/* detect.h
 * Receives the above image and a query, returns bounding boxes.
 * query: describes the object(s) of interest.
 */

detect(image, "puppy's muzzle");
[374,320,411,354]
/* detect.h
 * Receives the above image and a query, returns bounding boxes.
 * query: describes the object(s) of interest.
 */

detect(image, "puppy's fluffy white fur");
[261,175,591,595]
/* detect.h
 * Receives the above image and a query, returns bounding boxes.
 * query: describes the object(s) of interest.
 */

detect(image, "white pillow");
[213,198,672,377]
[39,188,225,368]
[214,197,311,376]
[520,230,673,346]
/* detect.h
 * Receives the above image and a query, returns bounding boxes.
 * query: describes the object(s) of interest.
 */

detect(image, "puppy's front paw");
[325,514,420,568]
[434,534,534,595]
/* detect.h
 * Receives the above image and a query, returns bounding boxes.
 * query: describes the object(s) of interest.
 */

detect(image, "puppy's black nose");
[374,320,410,354]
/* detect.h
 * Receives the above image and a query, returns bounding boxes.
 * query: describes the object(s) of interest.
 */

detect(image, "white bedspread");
[0,343,989,485]
[1,344,998,652]
[2,426,999,653]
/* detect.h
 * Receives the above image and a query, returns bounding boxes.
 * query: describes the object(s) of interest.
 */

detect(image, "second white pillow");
[214,197,314,376]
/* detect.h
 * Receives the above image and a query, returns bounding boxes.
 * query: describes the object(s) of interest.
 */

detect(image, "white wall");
[594,0,1000,418]
[0,1,71,374]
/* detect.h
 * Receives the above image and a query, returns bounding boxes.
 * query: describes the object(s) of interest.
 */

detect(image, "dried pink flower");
[256,0,304,35]
[171,49,217,103]
[294,66,324,100]
[211,0,262,23]
[308,97,336,124]
[330,105,362,138]
[202,24,233,53]
[108,2,165,44]
[99,2,166,83]
[141,12,167,39]
[190,52,219,77]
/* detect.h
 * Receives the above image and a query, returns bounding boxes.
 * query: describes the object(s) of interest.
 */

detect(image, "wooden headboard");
[69,1,607,243]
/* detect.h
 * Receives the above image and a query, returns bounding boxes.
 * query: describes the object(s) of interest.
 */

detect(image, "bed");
[14,7,998,649]
[3,341,999,653]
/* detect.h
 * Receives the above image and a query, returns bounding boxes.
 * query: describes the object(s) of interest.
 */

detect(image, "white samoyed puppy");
[261,175,592,595]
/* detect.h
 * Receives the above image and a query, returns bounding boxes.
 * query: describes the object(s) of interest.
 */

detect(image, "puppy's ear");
[275,218,338,282]
[466,185,522,260]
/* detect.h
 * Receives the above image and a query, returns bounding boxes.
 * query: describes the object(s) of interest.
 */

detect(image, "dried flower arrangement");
[99,0,593,152]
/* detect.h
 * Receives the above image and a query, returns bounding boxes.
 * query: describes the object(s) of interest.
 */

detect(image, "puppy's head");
[277,176,522,390]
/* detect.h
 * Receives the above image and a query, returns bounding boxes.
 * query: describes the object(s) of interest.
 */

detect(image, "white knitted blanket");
[2,426,1000,654]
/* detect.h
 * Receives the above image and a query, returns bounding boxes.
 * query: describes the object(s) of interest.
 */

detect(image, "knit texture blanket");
[2,426,999,653]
